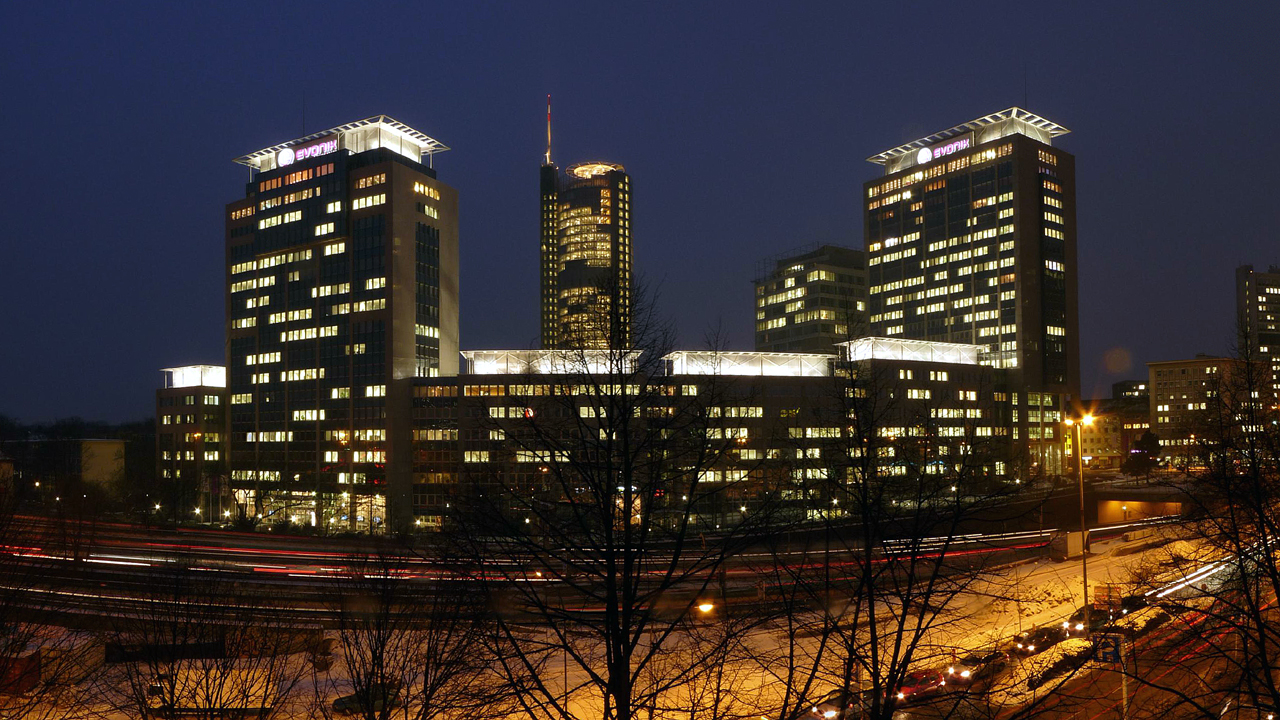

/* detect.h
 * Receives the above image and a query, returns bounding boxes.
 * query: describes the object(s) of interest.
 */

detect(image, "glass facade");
[540,162,632,349]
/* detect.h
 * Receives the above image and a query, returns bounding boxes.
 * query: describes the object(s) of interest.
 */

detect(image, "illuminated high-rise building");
[225,116,458,532]
[539,114,632,349]
[754,244,868,352]
[863,108,1078,472]
[1235,264,1280,395]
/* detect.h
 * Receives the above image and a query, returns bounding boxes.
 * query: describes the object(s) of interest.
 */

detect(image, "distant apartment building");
[1147,355,1237,463]
[156,365,227,519]
[863,108,1079,474]
[754,244,867,352]
[224,116,458,532]
[1235,264,1280,395]
[1076,381,1150,469]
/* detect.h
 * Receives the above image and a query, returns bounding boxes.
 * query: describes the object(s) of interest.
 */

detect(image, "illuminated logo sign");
[916,133,973,165]
[276,136,339,167]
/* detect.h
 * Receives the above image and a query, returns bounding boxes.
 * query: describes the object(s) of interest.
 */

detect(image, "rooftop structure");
[161,365,226,389]
[234,116,451,173]
[461,350,641,376]
[840,337,983,366]
[568,162,625,179]
[664,351,834,377]
[867,107,1070,175]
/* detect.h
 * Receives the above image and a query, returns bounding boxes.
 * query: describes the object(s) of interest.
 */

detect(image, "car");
[1011,625,1070,655]
[1066,604,1118,633]
[332,682,401,714]
[802,687,913,720]
[945,649,1008,686]
[802,688,872,720]
[892,669,946,704]
[1119,594,1148,614]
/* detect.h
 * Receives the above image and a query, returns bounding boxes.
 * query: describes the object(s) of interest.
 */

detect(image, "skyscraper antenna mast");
[545,94,553,165]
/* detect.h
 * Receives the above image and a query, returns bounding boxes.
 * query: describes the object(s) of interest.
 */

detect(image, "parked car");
[946,649,1009,686]
[1066,604,1118,633]
[801,687,912,720]
[892,669,946,703]
[1119,594,1149,615]
[1011,625,1070,655]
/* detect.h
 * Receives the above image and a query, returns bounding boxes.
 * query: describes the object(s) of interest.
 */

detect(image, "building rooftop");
[567,162,624,178]
[867,107,1070,169]
[234,115,450,173]
[461,350,640,376]
[840,337,984,366]
[161,365,226,389]
[664,351,834,377]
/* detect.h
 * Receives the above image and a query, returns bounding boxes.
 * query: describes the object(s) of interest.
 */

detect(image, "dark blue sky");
[3,2,1278,423]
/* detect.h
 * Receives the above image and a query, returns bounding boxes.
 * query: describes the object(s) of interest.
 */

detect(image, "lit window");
[352,194,386,210]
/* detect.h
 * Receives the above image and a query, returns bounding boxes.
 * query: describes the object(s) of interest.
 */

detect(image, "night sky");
[3,2,1279,423]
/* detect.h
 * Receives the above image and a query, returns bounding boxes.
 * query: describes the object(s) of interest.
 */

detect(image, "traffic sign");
[1094,633,1124,663]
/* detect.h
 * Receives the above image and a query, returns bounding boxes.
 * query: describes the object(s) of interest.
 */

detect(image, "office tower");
[540,124,633,349]
[1235,264,1280,396]
[225,116,457,532]
[754,244,868,352]
[863,108,1078,472]
[156,365,227,518]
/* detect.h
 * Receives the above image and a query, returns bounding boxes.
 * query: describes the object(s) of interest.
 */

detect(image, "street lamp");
[1064,413,1094,634]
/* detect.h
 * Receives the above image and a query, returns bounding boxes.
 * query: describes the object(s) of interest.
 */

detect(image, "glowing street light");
[697,602,714,614]
[1064,413,1095,634]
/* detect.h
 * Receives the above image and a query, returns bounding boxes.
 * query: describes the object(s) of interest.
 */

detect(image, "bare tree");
[102,557,309,719]
[0,478,104,719]
[1112,326,1280,718]
[450,287,774,720]
[746,350,1082,720]
[309,540,506,720]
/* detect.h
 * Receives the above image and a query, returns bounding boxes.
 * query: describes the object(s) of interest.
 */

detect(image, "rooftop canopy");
[462,350,641,376]
[839,337,983,366]
[663,351,834,377]
[867,107,1069,175]
[234,115,450,173]
[161,365,226,389]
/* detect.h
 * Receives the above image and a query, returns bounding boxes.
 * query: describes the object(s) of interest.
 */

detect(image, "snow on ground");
[987,638,1095,707]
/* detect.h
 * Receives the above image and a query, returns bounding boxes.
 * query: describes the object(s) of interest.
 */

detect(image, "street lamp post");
[1065,413,1094,635]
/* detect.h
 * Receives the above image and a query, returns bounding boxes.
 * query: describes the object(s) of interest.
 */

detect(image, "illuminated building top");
[664,351,834,377]
[840,337,983,366]
[462,350,641,376]
[866,107,1070,175]
[234,115,450,173]
[161,365,226,389]
[567,162,625,179]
